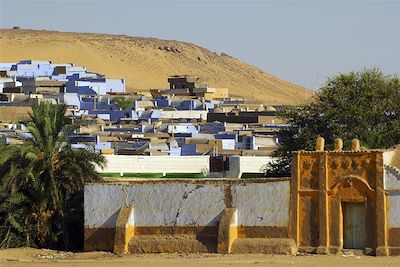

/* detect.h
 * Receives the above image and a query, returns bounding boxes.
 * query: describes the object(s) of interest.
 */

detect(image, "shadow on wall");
[84,209,120,251]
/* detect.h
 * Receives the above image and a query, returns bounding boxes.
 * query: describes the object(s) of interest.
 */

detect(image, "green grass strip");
[240,172,267,179]
[163,173,205,178]
[122,173,164,178]
[100,172,121,177]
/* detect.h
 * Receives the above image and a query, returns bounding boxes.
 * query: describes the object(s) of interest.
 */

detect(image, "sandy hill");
[0,29,309,104]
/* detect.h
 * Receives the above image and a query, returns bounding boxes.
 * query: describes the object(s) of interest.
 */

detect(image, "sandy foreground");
[0,248,399,267]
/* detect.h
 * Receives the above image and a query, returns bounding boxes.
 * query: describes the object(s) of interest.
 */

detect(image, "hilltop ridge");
[0,29,310,104]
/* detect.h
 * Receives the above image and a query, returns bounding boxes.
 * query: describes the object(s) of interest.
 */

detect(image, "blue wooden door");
[343,202,366,249]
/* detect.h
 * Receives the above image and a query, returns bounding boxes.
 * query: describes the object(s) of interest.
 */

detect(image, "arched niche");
[330,175,375,202]
[328,175,376,250]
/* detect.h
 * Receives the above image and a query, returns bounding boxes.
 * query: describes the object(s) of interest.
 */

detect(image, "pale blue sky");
[0,0,399,89]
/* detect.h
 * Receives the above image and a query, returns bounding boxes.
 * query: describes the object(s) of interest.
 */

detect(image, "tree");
[113,96,132,111]
[267,68,400,177]
[0,102,105,249]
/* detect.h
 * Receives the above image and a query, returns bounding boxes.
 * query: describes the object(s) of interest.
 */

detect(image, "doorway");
[343,202,366,249]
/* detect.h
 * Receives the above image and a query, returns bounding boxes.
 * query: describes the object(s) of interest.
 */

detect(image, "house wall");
[385,165,400,190]
[105,78,125,93]
[258,116,284,125]
[213,87,229,98]
[254,136,277,149]
[383,147,400,169]
[159,110,207,120]
[0,106,31,122]
[221,139,235,150]
[225,156,273,178]
[166,124,199,134]
[207,113,258,123]
[99,155,274,178]
[384,165,400,251]
[199,87,228,99]
[98,155,210,174]
[0,63,13,71]
[84,179,290,252]
[15,62,54,77]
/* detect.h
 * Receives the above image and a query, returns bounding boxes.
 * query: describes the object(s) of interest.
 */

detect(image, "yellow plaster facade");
[290,138,398,255]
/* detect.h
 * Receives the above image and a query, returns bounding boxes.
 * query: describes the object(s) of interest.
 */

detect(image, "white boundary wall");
[385,166,400,228]
[98,155,210,173]
[388,192,400,228]
[98,155,274,177]
[225,156,274,178]
[84,180,290,229]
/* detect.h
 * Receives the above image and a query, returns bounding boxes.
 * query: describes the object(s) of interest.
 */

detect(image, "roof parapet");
[352,138,360,151]
[316,136,325,151]
[334,138,343,151]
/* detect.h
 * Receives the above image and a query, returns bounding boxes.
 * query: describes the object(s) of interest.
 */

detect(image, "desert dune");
[0,29,310,104]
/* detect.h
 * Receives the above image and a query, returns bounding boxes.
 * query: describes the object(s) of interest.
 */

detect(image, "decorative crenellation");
[315,137,362,152]
[316,136,325,151]
[304,137,385,153]
[351,139,360,151]
[334,138,343,151]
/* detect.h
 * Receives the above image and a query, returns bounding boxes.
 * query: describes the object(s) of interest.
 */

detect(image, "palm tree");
[113,96,132,111]
[0,102,105,249]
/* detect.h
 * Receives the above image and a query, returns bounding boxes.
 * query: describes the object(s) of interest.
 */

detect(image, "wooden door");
[343,202,366,249]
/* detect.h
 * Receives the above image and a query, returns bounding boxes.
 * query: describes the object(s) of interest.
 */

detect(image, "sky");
[0,0,399,89]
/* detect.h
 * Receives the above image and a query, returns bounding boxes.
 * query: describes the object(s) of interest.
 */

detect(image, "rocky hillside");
[0,29,310,104]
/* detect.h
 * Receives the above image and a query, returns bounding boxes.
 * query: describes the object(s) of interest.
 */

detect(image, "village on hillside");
[0,60,284,178]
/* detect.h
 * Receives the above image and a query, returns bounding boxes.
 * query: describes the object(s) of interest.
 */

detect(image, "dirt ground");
[0,248,399,267]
